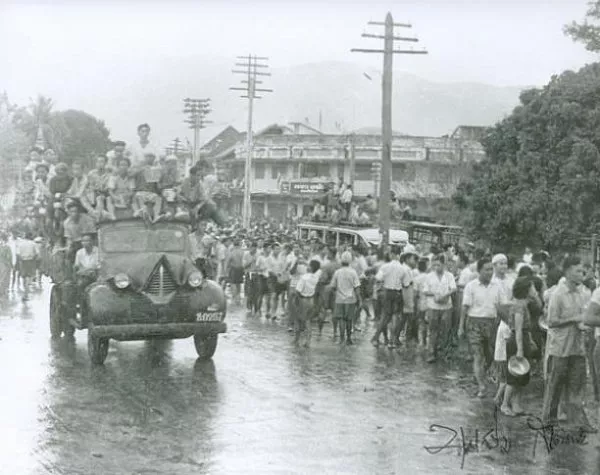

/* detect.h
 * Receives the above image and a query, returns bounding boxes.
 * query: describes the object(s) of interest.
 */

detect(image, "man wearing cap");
[492,253,515,304]
[459,257,507,398]
[329,251,362,345]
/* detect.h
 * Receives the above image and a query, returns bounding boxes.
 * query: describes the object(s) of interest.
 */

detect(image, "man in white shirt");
[329,252,361,345]
[295,259,321,347]
[16,232,38,301]
[73,233,99,328]
[459,257,507,398]
[371,249,411,348]
[126,123,161,167]
[422,255,457,363]
[491,253,515,304]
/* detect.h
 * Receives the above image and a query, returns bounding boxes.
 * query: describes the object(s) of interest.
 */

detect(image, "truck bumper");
[89,322,227,341]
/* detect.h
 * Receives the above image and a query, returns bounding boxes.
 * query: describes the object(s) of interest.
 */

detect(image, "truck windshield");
[101,227,187,253]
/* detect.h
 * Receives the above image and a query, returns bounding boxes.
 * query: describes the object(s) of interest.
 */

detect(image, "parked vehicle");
[297,221,410,253]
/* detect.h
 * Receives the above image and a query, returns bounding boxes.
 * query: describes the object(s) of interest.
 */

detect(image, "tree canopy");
[453,63,600,252]
[565,1,600,52]
[12,95,111,168]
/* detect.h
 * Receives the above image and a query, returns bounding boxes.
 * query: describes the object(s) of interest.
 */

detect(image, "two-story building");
[205,123,486,222]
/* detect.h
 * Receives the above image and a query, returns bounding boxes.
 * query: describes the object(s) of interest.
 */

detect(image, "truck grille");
[146,264,177,296]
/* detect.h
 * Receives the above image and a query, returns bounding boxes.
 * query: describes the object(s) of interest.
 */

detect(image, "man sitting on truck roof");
[132,152,163,222]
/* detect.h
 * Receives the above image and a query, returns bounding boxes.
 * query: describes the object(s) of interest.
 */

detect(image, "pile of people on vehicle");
[309,183,412,226]
[6,123,225,301]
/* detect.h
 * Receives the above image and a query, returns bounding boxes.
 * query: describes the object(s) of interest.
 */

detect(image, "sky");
[1,0,598,144]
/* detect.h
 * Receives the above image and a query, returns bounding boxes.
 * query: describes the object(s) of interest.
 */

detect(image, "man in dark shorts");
[329,251,362,345]
[227,239,245,306]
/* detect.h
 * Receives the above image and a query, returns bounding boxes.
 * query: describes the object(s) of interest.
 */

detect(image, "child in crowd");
[493,314,512,408]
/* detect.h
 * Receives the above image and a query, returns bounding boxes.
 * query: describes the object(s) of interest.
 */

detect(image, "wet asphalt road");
[1,283,599,475]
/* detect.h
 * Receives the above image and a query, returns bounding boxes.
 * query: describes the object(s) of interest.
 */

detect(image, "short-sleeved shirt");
[376,260,410,290]
[458,266,478,288]
[413,271,429,312]
[127,140,161,167]
[422,270,457,310]
[296,272,319,297]
[547,281,591,357]
[74,246,99,271]
[492,274,516,303]
[87,169,111,194]
[63,214,96,243]
[462,279,505,319]
[108,174,136,207]
[331,265,360,304]
[589,288,600,339]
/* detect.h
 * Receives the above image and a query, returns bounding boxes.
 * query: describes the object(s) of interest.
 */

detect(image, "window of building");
[318,163,330,177]
[392,163,416,181]
[355,163,371,180]
[254,163,265,179]
[301,163,318,178]
[271,163,288,179]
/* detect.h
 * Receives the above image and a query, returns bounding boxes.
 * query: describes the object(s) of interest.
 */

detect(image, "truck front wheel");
[193,334,218,359]
[88,331,109,365]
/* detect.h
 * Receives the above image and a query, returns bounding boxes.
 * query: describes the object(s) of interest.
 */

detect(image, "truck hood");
[100,253,197,290]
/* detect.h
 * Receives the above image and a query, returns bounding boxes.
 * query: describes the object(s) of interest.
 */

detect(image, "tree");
[13,99,111,168]
[453,63,600,253]
[0,93,29,209]
[565,1,600,52]
[58,109,111,167]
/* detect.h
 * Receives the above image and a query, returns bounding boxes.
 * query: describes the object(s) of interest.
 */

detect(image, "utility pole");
[352,12,427,251]
[183,98,212,169]
[230,55,273,229]
[348,133,356,187]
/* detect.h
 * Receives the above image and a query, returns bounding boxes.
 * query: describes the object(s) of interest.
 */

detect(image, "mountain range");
[76,58,527,144]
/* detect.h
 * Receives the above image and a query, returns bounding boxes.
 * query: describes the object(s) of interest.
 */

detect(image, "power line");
[351,12,428,251]
[229,55,273,229]
[183,98,212,170]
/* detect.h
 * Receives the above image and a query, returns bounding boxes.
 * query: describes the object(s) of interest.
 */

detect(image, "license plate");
[196,311,223,322]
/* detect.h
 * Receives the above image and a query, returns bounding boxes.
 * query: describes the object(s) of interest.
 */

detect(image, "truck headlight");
[188,271,204,288]
[114,273,130,289]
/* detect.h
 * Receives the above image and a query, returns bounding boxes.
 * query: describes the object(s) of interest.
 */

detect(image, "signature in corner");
[423,406,511,469]
[526,416,588,457]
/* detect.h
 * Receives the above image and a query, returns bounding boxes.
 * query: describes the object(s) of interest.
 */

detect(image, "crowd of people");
[2,123,600,434]
[202,234,599,431]
[309,184,412,226]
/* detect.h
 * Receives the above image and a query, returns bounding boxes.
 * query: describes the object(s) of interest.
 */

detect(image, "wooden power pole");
[352,12,427,251]
[230,55,273,229]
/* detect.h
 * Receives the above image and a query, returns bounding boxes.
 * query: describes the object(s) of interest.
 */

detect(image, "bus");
[297,222,410,253]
